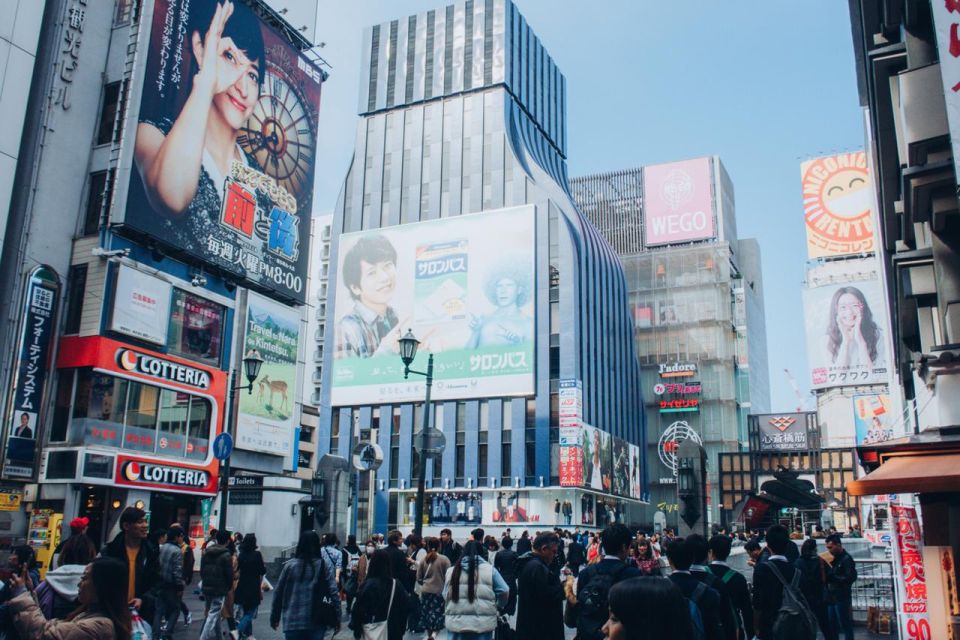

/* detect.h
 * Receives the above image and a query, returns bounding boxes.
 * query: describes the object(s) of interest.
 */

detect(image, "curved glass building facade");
[319,0,646,533]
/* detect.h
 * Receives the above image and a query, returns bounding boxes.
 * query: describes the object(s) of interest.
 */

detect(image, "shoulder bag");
[311,556,341,629]
[362,579,396,640]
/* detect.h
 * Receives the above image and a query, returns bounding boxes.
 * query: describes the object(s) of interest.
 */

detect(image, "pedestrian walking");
[384,530,416,594]
[33,563,84,620]
[155,525,185,639]
[751,525,816,640]
[357,539,376,588]
[707,534,753,640]
[440,529,463,564]
[350,549,411,640]
[516,531,565,640]
[198,529,234,640]
[516,531,531,555]
[271,530,339,639]
[179,533,195,627]
[634,539,660,576]
[825,534,857,640]
[601,576,696,640]
[4,557,132,640]
[665,538,722,640]
[101,506,159,623]
[574,524,641,640]
[687,534,738,640]
[565,533,586,577]
[56,518,96,569]
[236,533,267,639]
[492,536,518,615]
[416,537,451,639]
[794,539,831,640]
[443,540,508,640]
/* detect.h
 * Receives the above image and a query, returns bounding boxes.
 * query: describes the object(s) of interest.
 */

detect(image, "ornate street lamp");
[397,330,435,539]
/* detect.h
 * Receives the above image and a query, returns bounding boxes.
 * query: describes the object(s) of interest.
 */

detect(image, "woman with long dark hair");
[602,576,694,640]
[443,541,509,640]
[7,557,132,640]
[235,533,266,639]
[416,537,451,640]
[270,530,338,639]
[351,549,410,640]
[795,539,831,639]
[634,541,661,576]
[826,286,883,370]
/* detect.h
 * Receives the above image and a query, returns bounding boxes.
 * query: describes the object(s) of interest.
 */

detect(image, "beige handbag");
[362,579,396,640]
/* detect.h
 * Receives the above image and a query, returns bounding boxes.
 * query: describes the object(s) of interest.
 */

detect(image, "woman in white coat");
[443,541,509,640]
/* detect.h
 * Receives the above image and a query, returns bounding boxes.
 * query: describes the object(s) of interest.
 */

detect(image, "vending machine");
[28,509,62,579]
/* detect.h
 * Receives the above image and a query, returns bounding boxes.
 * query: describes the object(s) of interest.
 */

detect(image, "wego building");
[0,0,324,555]
[319,0,646,534]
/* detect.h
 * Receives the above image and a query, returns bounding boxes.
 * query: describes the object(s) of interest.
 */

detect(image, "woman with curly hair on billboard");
[134,1,266,231]
[467,259,533,348]
[826,286,884,371]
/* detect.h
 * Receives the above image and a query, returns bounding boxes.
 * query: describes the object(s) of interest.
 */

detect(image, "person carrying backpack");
[574,524,641,640]
[687,534,738,640]
[666,538,722,640]
[708,534,754,640]
[751,525,817,640]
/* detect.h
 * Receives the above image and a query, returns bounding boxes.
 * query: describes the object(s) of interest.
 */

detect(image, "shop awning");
[847,453,960,496]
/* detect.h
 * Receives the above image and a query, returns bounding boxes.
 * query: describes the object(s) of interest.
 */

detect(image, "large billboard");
[803,277,890,389]
[580,424,612,493]
[237,292,300,456]
[755,413,809,452]
[852,394,897,445]
[642,158,716,247]
[800,152,875,259]
[117,0,322,303]
[330,206,535,405]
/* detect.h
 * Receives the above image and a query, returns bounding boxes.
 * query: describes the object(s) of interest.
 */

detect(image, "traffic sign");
[213,433,234,461]
[413,428,446,455]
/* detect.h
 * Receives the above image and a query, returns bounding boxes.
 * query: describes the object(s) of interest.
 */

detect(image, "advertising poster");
[430,491,481,525]
[4,267,59,479]
[612,437,630,497]
[803,277,889,389]
[119,0,322,303]
[558,379,583,487]
[629,443,642,500]
[890,505,931,637]
[853,394,897,445]
[800,152,875,259]
[756,413,809,452]
[167,289,225,365]
[109,265,172,344]
[489,491,539,524]
[331,206,536,404]
[580,425,612,493]
[581,493,595,526]
[642,157,716,247]
[237,292,300,456]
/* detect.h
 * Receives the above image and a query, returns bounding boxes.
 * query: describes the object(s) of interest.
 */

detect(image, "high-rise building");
[320,0,646,535]
[572,158,770,527]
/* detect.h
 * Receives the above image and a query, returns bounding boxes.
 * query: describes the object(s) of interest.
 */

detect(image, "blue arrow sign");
[213,432,234,461]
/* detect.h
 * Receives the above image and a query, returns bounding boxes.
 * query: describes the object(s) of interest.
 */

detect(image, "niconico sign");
[119,459,212,491]
[116,349,211,389]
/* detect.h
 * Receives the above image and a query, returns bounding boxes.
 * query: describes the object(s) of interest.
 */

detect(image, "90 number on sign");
[906,617,931,640]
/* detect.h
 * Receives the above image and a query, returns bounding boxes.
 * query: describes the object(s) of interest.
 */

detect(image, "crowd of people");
[0,511,861,640]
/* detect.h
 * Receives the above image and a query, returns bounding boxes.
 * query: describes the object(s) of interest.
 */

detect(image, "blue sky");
[312,1,865,412]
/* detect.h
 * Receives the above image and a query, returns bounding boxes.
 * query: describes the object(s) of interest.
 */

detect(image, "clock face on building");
[239,66,315,200]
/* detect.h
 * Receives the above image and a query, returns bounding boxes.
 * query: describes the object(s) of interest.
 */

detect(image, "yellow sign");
[801,151,875,259]
[0,490,23,511]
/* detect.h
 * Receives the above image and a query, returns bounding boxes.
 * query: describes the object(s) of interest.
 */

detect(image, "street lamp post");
[218,350,264,532]
[398,330,433,540]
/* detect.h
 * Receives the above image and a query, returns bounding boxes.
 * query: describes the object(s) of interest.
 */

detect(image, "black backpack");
[576,562,631,640]
[767,561,818,640]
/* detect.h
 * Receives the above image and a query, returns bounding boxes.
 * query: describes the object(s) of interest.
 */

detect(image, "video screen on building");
[330,206,536,405]
[116,0,322,303]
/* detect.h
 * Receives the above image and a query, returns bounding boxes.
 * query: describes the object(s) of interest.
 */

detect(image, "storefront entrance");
[149,492,200,533]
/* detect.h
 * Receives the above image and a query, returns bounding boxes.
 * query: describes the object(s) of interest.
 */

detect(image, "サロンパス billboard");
[642,158,716,247]
[853,394,897,445]
[330,206,535,404]
[801,152,875,259]
[237,292,300,457]
[119,0,322,303]
[803,278,889,389]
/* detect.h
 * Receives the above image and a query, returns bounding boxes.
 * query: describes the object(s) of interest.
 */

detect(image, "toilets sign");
[642,158,717,247]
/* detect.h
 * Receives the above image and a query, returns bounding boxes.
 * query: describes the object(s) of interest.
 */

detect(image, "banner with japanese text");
[890,505,932,639]
[558,379,583,487]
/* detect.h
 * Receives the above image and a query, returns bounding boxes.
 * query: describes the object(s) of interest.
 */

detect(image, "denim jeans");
[237,604,259,638]
[199,594,225,640]
[152,587,181,639]
[283,630,326,640]
[827,599,854,640]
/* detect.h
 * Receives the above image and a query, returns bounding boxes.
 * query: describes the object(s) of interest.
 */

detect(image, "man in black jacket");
[101,507,159,621]
[575,524,641,640]
[708,534,754,640]
[825,534,857,640]
[385,529,415,593]
[687,534,738,640]
[566,533,586,576]
[493,535,519,615]
[198,529,234,639]
[666,538,723,640]
[752,525,799,640]
[439,528,462,564]
[516,531,565,640]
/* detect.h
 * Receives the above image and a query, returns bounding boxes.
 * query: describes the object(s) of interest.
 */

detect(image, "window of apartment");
[114,0,137,25]
[63,264,87,335]
[96,82,122,145]
[83,170,114,236]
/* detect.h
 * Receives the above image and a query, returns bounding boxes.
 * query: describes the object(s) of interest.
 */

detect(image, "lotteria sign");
[116,349,211,390]
[118,457,215,493]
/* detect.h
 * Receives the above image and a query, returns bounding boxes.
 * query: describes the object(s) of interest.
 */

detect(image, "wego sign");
[116,349,211,390]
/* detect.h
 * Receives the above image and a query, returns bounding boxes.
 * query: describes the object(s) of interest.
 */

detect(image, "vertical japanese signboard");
[558,379,583,487]
[932,2,960,189]
[890,505,931,639]
[3,267,60,479]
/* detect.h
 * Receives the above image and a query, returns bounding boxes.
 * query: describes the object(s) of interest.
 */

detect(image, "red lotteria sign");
[117,457,217,494]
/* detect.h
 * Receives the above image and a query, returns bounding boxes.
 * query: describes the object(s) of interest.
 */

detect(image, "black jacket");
[752,558,797,640]
[794,555,826,605]
[384,544,415,593]
[708,563,754,640]
[440,540,462,565]
[516,536,532,554]
[825,550,857,603]
[493,548,518,583]
[199,544,234,597]
[236,549,266,610]
[350,576,410,640]
[566,541,586,567]
[102,533,159,618]
[669,571,723,640]
[692,566,738,640]
[516,555,565,640]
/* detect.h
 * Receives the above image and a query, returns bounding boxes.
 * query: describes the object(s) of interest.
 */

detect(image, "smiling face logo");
[801,151,875,258]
